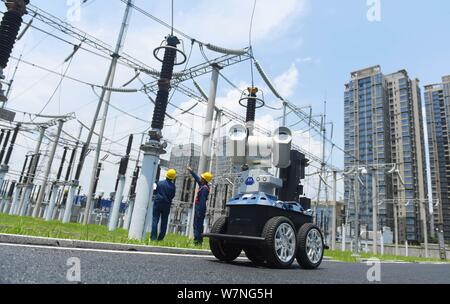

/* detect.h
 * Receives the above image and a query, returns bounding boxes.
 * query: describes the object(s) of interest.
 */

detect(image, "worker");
[187,166,213,246]
[151,169,177,241]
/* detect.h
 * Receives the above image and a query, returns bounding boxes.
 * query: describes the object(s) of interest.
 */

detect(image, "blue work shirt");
[153,179,176,207]
[191,172,210,212]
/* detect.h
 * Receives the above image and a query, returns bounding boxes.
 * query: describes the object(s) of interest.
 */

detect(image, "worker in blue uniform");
[151,169,177,241]
[187,166,213,246]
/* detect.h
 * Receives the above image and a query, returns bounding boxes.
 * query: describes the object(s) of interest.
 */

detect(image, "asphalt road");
[1,243,450,284]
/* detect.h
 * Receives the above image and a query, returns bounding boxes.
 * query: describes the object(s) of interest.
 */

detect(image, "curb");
[0,233,213,256]
[356,257,449,265]
[0,233,333,261]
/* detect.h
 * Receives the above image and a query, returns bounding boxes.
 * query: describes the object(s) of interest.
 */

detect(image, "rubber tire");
[296,223,324,269]
[262,216,297,269]
[244,247,266,266]
[209,217,242,262]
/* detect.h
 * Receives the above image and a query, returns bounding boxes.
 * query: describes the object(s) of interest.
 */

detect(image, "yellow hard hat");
[201,172,213,183]
[166,169,177,180]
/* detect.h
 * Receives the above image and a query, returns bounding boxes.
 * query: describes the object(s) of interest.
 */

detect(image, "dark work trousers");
[193,206,206,244]
[151,202,171,241]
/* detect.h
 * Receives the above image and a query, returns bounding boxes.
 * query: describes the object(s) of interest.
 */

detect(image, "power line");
[118,0,194,42]
[8,55,140,93]
[32,56,76,121]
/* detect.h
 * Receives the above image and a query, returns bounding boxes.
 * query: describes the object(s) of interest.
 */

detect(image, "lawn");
[0,213,210,250]
[325,249,448,264]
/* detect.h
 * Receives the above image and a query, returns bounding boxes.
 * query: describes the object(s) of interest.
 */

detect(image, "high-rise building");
[169,143,201,204]
[167,138,239,232]
[166,143,200,234]
[344,66,428,243]
[385,70,428,242]
[344,66,393,236]
[424,76,450,241]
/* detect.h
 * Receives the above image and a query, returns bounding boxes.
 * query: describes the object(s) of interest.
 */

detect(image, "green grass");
[1,213,447,263]
[0,213,210,250]
[325,249,449,264]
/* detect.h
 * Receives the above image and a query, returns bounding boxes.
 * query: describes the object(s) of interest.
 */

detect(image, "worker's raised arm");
[187,166,201,186]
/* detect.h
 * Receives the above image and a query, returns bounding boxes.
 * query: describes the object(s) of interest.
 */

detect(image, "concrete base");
[0,233,212,256]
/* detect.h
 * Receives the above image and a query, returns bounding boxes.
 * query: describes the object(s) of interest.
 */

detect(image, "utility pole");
[315,113,326,226]
[372,167,378,254]
[187,64,221,238]
[420,201,429,258]
[108,134,133,231]
[128,30,186,240]
[18,126,45,216]
[324,172,330,245]
[353,176,360,256]
[394,201,399,256]
[331,170,337,250]
[0,0,29,105]
[83,0,134,225]
[208,110,221,173]
[33,119,64,217]
[61,125,82,223]
[45,146,68,221]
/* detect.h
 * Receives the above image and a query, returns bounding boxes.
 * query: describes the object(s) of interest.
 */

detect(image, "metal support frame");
[82,0,134,225]
[187,64,220,238]
[26,2,158,75]
[372,167,378,254]
[32,119,64,217]
[17,126,45,216]
[331,171,337,250]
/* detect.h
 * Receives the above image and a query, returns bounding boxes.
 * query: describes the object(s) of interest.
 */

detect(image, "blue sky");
[3,0,450,198]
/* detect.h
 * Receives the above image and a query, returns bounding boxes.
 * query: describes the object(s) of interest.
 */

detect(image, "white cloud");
[274,64,299,97]
[180,0,309,46]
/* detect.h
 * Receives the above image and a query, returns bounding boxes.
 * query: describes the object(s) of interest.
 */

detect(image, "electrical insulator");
[150,35,185,135]
[4,125,20,165]
[0,0,29,102]
[246,87,258,123]
[56,147,69,181]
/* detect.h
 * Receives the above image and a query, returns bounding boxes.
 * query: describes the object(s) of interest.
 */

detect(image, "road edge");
[0,233,336,261]
[0,233,213,256]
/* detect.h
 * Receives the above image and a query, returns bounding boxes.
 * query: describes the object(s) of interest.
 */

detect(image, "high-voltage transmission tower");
[11,1,343,231]
[80,0,135,225]
[32,113,75,218]
[9,116,73,217]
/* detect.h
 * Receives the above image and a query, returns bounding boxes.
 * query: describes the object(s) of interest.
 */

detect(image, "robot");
[204,88,324,269]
